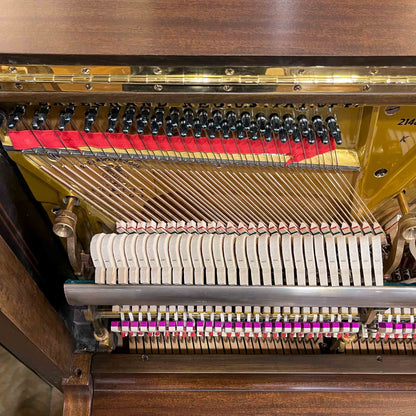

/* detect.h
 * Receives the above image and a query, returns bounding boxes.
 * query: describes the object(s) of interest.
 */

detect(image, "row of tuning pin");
[6,104,342,145]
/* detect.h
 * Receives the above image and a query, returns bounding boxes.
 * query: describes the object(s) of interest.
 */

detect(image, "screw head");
[223,84,232,92]
[153,67,162,75]
[294,84,302,91]
[225,68,235,76]
[85,83,92,90]
[81,67,90,75]
[363,84,371,91]
[154,84,163,91]
[297,69,305,75]
[8,66,17,73]
[385,106,400,116]
[374,168,388,178]
[370,67,378,75]
[15,83,22,90]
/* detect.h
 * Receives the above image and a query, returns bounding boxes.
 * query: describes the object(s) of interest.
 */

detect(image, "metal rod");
[64,284,416,308]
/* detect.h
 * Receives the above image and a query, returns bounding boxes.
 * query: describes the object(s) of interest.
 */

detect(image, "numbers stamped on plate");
[398,118,416,126]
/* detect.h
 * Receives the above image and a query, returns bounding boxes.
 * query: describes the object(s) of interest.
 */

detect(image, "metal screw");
[223,84,232,92]
[297,69,305,75]
[376,355,383,362]
[363,84,371,91]
[153,67,162,75]
[85,83,92,90]
[370,67,378,75]
[294,84,302,91]
[225,68,235,76]
[141,354,149,361]
[154,84,163,91]
[15,83,22,90]
[385,106,401,116]
[8,66,17,73]
[374,168,388,178]
[81,67,90,75]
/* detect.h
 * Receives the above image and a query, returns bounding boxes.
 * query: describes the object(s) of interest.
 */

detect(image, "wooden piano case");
[1,1,416,415]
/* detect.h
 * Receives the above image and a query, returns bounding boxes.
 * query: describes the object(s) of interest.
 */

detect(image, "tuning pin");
[325,116,342,145]
[58,105,74,131]
[207,119,216,139]
[312,115,324,137]
[333,127,342,145]
[84,106,98,133]
[165,116,174,137]
[325,116,336,131]
[107,105,120,133]
[8,105,26,129]
[256,113,267,134]
[249,121,258,140]
[212,110,223,129]
[264,123,272,142]
[122,105,135,134]
[179,118,188,137]
[170,107,180,128]
[278,126,288,143]
[320,126,330,145]
[306,127,316,144]
[140,106,151,126]
[151,115,159,135]
[236,120,245,139]
[221,120,230,139]
[292,125,301,143]
[283,114,294,135]
[241,112,251,131]
[270,113,282,133]
[226,111,237,131]
[184,108,194,128]
[32,104,50,130]
[136,116,145,134]
[197,109,209,129]
[193,118,202,139]
[155,106,165,126]
[297,115,309,137]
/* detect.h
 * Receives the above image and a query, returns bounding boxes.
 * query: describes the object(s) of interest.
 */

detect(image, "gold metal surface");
[3,65,416,93]
[2,104,416,229]
[0,99,416,231]
[355,105,416,224]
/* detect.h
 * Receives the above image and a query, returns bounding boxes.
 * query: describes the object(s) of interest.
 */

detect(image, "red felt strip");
[7,130,335,163]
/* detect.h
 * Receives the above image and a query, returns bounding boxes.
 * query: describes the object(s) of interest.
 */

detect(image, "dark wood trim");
[91,391,416,416]
[63,354,93,416]
[92,354,416,376]
[2,91,416,105]
[91,354,416,415]
[1,1,416,66]
[0,233,73,389]
[3,55,416,67]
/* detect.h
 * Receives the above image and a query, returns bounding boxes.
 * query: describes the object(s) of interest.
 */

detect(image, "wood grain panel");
[1,0,416,65]
[63,354,92,416]
[0,233,73,389]
[92,391,416,416]
[93,373,416,392]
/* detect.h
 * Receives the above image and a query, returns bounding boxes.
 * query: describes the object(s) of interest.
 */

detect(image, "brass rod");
[397,191,409,215]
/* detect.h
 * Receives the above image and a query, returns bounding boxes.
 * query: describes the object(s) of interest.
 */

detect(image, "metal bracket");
[384,192,416,276]
[53,196,83,275]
